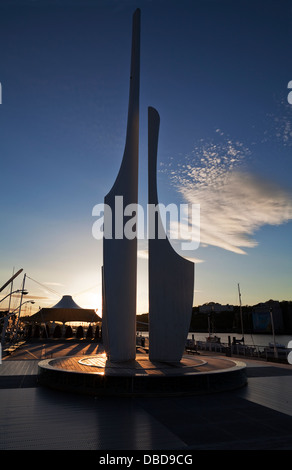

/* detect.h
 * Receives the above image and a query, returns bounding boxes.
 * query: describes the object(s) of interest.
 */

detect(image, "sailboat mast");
[8,267,15,313]
[238,283,244,342]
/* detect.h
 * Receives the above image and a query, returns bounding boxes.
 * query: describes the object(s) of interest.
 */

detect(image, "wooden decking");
[37,349,247,397]
[46,353,237,376]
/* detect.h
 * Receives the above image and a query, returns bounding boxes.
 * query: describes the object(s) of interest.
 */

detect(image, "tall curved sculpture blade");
[102,9,140,362]
[148,106,195,363]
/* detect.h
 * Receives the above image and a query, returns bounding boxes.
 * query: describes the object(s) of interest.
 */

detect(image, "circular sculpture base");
[38,353,247,397]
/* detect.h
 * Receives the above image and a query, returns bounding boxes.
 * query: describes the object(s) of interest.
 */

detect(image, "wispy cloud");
[163,132,292,255]
[22,295,48,300]
[43,282,64,286]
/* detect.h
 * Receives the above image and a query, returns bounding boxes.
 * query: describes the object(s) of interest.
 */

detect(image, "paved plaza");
[1,340,292,450]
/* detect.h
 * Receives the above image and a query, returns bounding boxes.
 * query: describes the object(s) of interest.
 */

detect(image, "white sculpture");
[102,9,140,362]
[148,106,195,362]
[102,11,194,364]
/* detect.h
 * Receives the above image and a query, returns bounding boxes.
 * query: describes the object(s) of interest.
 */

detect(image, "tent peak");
[51,295,82,309]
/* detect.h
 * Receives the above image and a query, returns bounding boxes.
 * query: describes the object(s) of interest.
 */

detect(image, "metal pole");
[14,273,26,342]
[0,289,26,304]
[8,267,15,313]
[270,307,278,359]
[0,268,23,293]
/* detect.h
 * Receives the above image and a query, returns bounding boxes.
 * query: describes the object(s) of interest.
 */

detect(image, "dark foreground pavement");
[1,340,292,450]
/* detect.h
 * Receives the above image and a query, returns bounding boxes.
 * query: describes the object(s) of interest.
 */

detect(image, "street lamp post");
[10,300,35,315]
[0,289,28,304]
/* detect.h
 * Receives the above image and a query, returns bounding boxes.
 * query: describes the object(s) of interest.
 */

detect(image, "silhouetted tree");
[86,325,93,339]
[33,324,41,338]
[94,324,100,340]
[65,325,73,338]
[53,324,62,338]
[76,325,84,339]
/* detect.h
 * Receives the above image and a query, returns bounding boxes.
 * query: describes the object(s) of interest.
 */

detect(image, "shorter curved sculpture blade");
[148,106,194,363]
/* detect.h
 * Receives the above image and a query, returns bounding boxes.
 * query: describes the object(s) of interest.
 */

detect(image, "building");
[252,299,284,333]
[199,302,234,314]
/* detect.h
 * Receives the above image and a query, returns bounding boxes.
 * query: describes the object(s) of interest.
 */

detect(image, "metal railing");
[187,340,292,363]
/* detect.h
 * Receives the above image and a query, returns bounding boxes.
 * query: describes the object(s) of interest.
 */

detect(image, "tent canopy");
[51,295,83,309]
[29,295,101,324]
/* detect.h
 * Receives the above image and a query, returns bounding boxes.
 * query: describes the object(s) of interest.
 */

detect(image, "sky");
[0,0,292,315]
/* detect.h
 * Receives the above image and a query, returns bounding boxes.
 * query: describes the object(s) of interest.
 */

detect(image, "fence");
[187,339,292,363]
